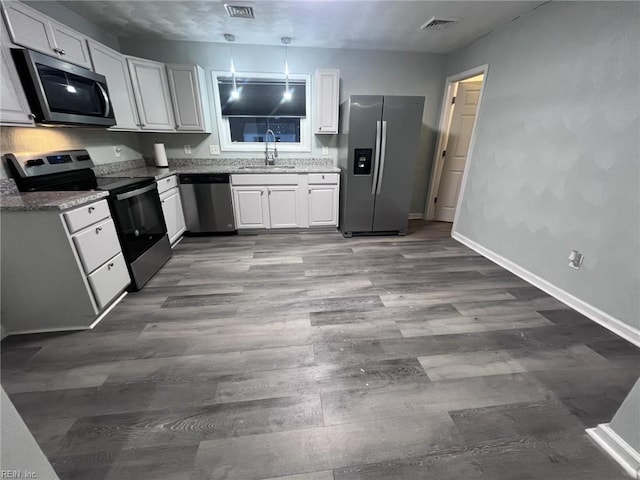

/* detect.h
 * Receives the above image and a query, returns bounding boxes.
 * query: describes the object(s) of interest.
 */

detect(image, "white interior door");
[435,80,482,222]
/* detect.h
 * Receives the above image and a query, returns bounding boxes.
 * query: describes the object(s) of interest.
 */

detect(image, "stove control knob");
[25,159,44,167]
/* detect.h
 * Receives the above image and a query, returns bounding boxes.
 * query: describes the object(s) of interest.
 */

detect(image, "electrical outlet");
[322,146,329,155]
[209,144,221,155]
[184,145,192,155]
[568,250,584,270]
[113,146,122,158]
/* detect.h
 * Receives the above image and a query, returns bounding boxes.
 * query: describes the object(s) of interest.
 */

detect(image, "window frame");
[211,70,312,153]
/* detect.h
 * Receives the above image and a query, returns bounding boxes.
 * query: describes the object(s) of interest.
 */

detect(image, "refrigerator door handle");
[371,120,382,195]
[376,121,388,195]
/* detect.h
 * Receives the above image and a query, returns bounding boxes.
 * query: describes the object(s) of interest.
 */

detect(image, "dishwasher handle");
[178,173,229,184]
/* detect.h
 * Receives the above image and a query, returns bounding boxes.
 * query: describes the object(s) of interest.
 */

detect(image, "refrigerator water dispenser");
[354,148,372,175]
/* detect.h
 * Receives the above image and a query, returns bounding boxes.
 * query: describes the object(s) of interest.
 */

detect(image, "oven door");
[109,183,168,263]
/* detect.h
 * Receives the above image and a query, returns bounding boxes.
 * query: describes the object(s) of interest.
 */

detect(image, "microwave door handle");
[96,82,111,118]
[371,120,382,195]
[376,121,388,195]
[115,183,156,201]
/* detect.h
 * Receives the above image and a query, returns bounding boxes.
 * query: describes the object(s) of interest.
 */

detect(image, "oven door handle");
[115,183,156,201]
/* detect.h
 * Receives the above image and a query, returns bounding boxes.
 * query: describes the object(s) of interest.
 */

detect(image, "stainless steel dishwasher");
[178,173,236,233]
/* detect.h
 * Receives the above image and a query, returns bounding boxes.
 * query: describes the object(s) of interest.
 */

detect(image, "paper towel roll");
[154,142,168,168]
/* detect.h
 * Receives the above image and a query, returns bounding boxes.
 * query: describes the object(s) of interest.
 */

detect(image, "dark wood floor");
[2,221,639,480]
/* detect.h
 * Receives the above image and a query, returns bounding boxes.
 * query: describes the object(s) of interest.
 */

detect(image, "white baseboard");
[409,213,425,220]
[452,231,640,348]
[587,424,640,479]
[3,292,127,338]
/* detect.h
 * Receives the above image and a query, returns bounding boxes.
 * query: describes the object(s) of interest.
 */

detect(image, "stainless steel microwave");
[11,48,116,127]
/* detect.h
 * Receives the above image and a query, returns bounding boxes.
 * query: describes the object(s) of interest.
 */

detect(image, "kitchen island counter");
[0,189,109,212]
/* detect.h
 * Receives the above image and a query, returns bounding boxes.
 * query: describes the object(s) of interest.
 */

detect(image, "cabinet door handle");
[88,206,95,213]
[166,178,171,183]
[95,226,103,234]
[261,191,264,196]
[27,113,36,120]
[107,262,115,270]
[59,49,65,55]
[309,189,311,194]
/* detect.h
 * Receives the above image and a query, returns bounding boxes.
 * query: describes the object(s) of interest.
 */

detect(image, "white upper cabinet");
[0,17,33,126]
[315,69,339,134]
[166,64,211,133]
[127,56,176,131]
[88,40,140,131]
[2,1,92,69]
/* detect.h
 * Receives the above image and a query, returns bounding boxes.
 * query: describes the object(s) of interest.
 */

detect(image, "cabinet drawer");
[231,174,298,186]
[88,253,130,310]
[64,200,110,233]
[308,173,338,184]
[73,218,122,274]
[157,175,178,194]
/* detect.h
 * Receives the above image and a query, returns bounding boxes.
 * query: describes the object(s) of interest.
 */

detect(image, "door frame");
[424,64,489,225]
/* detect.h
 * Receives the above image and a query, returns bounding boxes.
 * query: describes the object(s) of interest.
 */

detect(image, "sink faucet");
[265,129,278,166]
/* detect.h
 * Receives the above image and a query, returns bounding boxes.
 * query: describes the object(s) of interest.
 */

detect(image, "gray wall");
[119,39,447,214]
[1,387,60,479]
[609,377,640,453]
[446,2,640,329]
[0,127,143,178]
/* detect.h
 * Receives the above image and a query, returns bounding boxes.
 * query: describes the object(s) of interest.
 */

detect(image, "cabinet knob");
[309,189,311,194]
[95,226,103,234]
[88,206,95,213]
[107,262,115,270]
[27,113,36,120]
[261,191,264,196]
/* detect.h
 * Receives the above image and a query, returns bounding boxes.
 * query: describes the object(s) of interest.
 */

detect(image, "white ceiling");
[59,1,545,54]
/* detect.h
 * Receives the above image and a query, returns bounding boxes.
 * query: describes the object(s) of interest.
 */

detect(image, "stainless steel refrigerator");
[337,95,425,236]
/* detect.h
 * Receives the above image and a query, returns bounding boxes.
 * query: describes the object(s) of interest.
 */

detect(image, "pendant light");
[281,36,292,101]
[224,33,239,99]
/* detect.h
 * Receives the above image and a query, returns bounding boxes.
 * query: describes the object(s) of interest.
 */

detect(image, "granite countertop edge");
[1,191,109,212]
[1,164,340,211]
[104,165,341,180]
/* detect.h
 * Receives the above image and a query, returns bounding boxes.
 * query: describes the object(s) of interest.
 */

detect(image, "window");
[212,71,311,152]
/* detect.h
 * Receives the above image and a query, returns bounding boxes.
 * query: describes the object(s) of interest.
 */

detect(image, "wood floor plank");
[57,394,323,455]
[191,413,462,480]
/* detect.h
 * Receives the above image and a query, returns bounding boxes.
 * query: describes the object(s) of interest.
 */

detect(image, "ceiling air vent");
[420,16,458,30]
[224,3,255,19]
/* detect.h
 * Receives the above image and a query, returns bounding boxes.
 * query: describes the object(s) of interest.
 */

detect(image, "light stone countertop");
[103,164,340,180]
[0,160,339,211]
[1,190,109,212]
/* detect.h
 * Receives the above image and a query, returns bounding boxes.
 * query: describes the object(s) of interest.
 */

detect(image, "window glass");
[228,117,300,143]
[212,71,311,151]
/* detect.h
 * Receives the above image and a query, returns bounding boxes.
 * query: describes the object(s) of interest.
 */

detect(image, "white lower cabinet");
[232,186,270,229]
[158,175,186,245]
[267,186,299,228]
[0,199,130,335]
[308,186,339,226]
[88,252,129,310]
[161,189,186,245]
[231,173,338,230]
